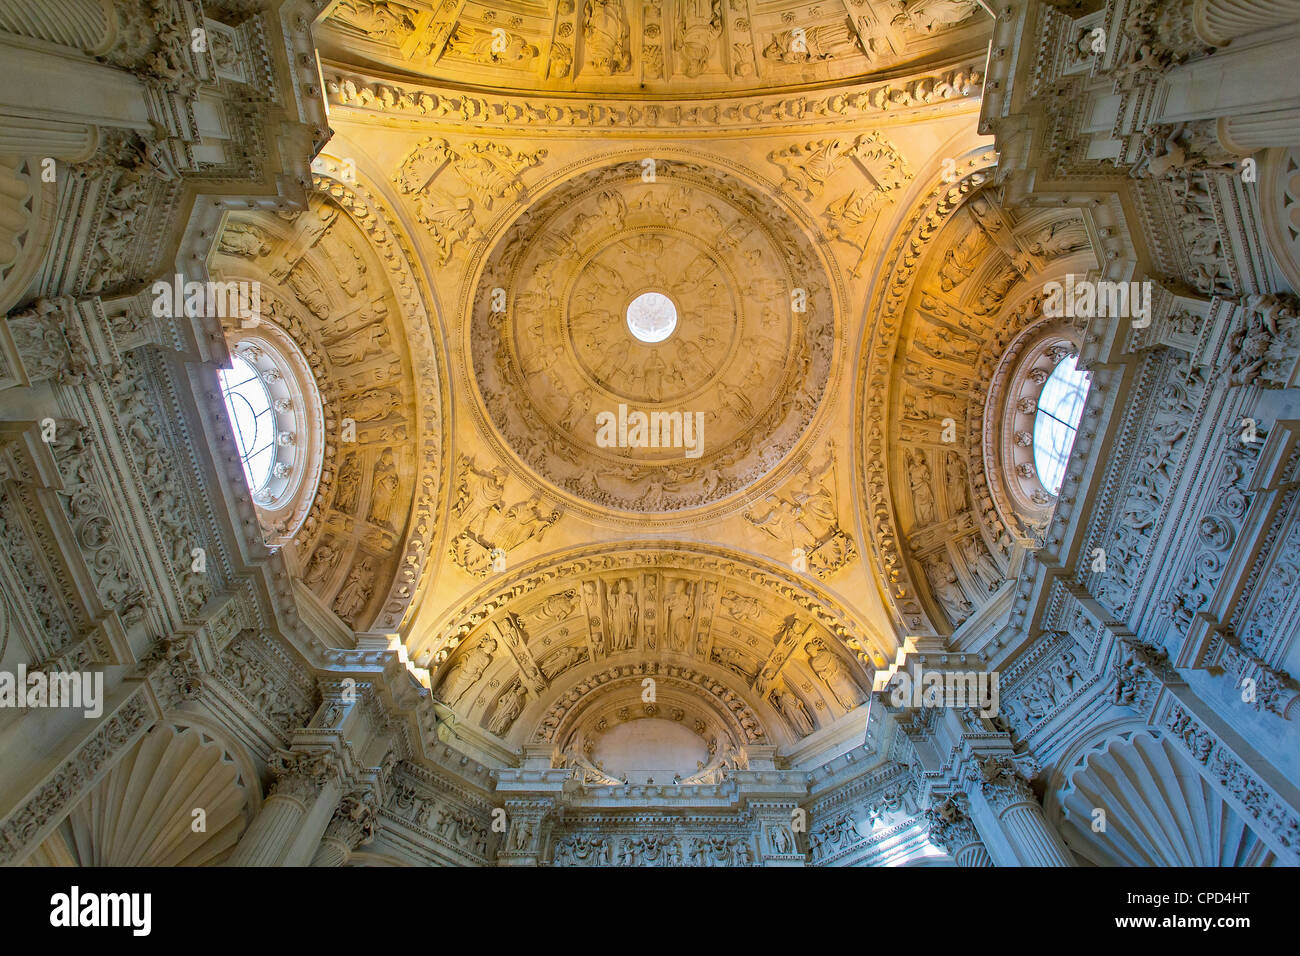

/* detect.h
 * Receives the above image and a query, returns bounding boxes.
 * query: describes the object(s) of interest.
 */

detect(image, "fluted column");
[1195,0,1300,45]
[310,791,377,867]
[1218,112,1300,151]
[0,0,115,56]
[227,750,340,867]
[924,794,995,867]
[970,757,1074,867]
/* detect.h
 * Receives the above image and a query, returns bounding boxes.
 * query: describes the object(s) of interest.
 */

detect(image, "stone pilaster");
[753,802,807,867]
[970,757,1074,867]
[495,798,555,867]
[226,748,342,867]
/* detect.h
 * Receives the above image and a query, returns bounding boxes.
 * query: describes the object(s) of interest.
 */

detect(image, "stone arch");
[208,159,453,633]
[417,541,884,756]
[853,153,1110,634]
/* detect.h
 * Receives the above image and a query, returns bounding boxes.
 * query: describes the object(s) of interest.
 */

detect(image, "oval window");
[1032,355,1089,495]
[219,355,278,493]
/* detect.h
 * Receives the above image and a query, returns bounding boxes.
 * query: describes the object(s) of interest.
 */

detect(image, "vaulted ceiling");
[210,0,1111,772]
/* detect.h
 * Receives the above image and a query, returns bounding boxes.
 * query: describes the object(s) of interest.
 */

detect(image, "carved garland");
[322,61,987,132]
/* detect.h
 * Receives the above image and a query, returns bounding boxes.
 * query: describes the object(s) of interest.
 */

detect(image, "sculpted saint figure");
[368,449,399,526]
[773,684,816,737]
[610,579,638,651]
[333,558,374,623]
[455,458,508,537]
[665,580,695,652]
[805,641,863,711]
[303,542,338,589]
[583,0,631,73]
[488,685,527,736]
[440,636,497,704]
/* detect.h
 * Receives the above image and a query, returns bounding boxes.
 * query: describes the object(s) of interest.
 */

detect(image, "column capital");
[268,748,340,806]
[923,793,984,858]
[970,755,1037,814]
[323,790,378,852]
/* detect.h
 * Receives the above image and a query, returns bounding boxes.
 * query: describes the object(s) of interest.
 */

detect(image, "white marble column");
[227,750,341,867]
[1196,0,1300,45]
[970,757,1074,867]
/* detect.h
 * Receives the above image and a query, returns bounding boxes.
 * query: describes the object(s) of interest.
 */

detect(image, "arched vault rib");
[853,145,1108,637]
[416,542,884,758]
[853,149,998,637]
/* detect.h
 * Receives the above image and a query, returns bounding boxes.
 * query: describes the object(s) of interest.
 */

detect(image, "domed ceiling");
[317,0,992,97]
[303,0,1003,773]
[469,158,836,512]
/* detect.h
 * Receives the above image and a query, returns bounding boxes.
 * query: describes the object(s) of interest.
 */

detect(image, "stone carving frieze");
[323,62,985,129]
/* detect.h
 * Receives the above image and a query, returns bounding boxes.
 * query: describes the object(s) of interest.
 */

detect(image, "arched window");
[984,321,1087,544]
[219,355,277,494]
[218,315,326,546]
[1032,355,1089,495]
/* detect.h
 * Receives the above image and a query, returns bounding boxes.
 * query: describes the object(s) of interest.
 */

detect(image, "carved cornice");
[322,59,987,134]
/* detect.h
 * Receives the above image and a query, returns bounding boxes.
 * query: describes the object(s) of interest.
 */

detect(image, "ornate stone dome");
[470,158,836,512]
